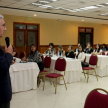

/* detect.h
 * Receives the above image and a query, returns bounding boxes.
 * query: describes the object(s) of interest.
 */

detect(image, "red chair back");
[19,52,25,59]
[84,89,108,108]
[102,51,105,55]
[74,53,76,58]
[89,55,98,66]
[107,53,108,56]
[44,56,51,68]
[41,55,44,62]
[55,57,66,71]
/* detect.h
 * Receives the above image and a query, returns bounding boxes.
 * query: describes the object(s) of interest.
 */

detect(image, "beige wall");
[0,14,108,46]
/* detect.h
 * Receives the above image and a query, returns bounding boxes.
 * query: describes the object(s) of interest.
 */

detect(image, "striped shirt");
[27,51,42,63]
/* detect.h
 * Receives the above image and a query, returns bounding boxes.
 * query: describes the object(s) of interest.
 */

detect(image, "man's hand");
[11,60,16,65]
[5,44,13,55]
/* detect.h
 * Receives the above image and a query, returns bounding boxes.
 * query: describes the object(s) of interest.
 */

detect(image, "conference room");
[0,0,108,108]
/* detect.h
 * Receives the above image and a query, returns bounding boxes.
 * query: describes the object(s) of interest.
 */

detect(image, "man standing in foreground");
[0,14,15,108]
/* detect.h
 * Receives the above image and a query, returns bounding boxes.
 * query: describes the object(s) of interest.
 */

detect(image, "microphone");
[5,37,10,48]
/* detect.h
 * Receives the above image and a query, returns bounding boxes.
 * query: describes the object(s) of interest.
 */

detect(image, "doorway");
[78,27,93,48]
[13,22,40,57]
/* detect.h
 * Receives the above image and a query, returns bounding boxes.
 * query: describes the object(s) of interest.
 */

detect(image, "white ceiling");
[0,0,108,24]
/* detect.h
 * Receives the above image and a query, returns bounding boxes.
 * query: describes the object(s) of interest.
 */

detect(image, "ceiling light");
[97,5,105,7]
[82,20,84,21]
[39,1,49,4]
[39,5,52,8]
[54,7,64,10]
[80,6,98,10]
[50,0,58,2]
[68,10,77,12]
[32,3,42,6]
[34,14,37,16]
[74,9,82,11]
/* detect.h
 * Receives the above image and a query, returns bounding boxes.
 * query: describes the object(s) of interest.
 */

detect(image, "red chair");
[107,53,108,56]
[74,53,76,58]
[82,54,98,83]
[38,56,51,87]
[102,51,105,55]
[84,88,108,108]
[41,55,44,63]
[43,57,67,94]
[19,52,26,59]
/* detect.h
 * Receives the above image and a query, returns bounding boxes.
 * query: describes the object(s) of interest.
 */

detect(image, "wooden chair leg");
[55,78,57,94]
[83,70,86,78]
[43,77,46,91]
[94,69,98,81]
[63,76,67,90]
[53,79,55,87]
[42,76,44,82]
[38,75,40,87]
[87,71,89,83]
[49,78,52,85]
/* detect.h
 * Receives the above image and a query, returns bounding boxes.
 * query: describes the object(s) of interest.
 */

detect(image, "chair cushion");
[82,67,94,70]
[45,73,63,78]
[40,70,48,73]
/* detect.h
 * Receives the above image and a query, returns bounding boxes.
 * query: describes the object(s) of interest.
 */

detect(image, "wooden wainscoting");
[1,44,108,55]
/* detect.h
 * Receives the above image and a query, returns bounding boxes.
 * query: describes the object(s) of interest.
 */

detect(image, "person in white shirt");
[92,44,102,55]
[76,45,85,62]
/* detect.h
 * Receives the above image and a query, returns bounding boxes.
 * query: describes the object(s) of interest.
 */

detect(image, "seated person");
[102,44,107,52]
[12,45,18,58]
[65,45,74,58]
[76,45,85,62]
[45,43,56,54]
[58,45,65,56]
[74,43,80,52]
[84,42,93,54]
[22,44,44,71]
[92,44,102,55]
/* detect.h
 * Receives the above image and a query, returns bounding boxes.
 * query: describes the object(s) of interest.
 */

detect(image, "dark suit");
[0,46,13,105]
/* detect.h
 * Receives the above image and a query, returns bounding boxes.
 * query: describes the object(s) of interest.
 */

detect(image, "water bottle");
[61,52,63,57]
[47,51,49,55]
[58,51,60,56]
[53,51,54,55]
[76,48,78,52]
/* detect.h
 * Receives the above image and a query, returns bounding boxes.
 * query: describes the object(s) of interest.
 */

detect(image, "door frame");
[13,22,40,51]
[78,27,94,46]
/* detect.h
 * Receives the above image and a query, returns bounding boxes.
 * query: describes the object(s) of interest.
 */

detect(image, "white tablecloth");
[9,62,39,93]
[85,54,108,77]
[50,56,82,84]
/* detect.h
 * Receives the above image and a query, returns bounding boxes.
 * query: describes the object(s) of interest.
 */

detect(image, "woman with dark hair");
[45,43,56,54]
[92,44,102,55]
[84,42,93,54]
[58,45,65,56]
[76,45,85,62]
[22,44,44,71]
[65,45,74,58]
[102,44,107,52]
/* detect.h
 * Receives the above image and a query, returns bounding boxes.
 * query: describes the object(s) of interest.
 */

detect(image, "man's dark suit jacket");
[0,46,13,103]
